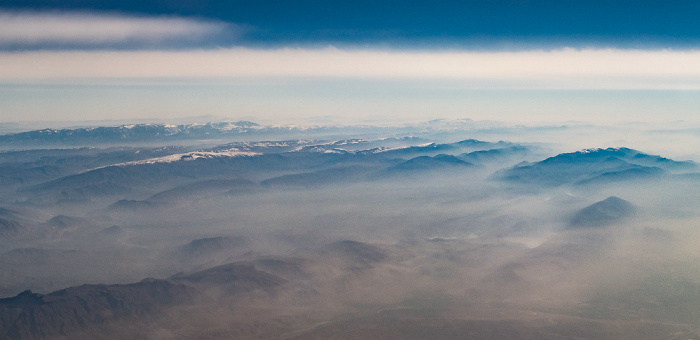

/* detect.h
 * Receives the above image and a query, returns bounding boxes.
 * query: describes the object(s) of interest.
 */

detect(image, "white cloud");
[1,48,700,89]
[0,11,227,46]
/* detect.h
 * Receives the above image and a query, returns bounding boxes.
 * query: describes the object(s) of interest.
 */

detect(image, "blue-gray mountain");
[0,262,285,340]
[387,154,474,172]
[5,137,515,205]
[0,122,264,146]
[494,147,696,186]
[2,125,700,339]
[570,196,636,228]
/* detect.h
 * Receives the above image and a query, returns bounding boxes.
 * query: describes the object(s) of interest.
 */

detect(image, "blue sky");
[2,0,700,49]
[1,1,700,125]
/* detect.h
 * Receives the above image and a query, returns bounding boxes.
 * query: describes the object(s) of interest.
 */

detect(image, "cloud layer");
[1,10,698,90]
[0,11,228,47]
[2,48,700,89]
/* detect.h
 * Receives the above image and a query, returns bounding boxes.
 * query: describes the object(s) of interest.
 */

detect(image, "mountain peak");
[569,196,636,228]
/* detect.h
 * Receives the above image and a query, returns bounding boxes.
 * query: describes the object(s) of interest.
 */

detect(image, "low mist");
[1,122,699,339]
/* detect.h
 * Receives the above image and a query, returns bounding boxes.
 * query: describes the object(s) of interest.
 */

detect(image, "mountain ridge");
[494,147,696,186]
[0,262,286,340]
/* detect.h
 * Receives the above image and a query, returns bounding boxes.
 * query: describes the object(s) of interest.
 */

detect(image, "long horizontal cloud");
[2,48,700,89]
[0,11,228,46]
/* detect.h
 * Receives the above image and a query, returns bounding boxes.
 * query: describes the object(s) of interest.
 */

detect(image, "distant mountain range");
[0,119,519,147]
[387,154,474,172]
[0,137,516,205]
[0,121,272,146]
[2,121,700,339]
[2,134,697,208]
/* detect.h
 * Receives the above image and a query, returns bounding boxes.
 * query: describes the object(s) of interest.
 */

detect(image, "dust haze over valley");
[4,0,700,337]
[0,120,700,339]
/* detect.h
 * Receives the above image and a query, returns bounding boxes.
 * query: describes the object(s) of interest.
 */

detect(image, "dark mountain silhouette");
[10,136,522,205]
[169,262,286,294]
[630,152,697,171]
[147,179,257,202]
[0,262,286,339]
[494,148,693,186]
[107,199,157,212]
[0,122,265,146]
[253,258,311,281]
[178,236,246,258]
[0,208,36,237]
[0,280,196,340]
[44,215,89,229]
[0,218,30,237]
[24,151,364,204]
[42,215,94,237]
[388,154,474,172]
[0,146,197,188]
[100,225,124,236]
[0,208,23,220]
[570,196,636,228]
[260,166,376,188]
[322,240,388,266]
[366,139,512,159]
[459,146,529,164]
[576,166,665,185]
[25,166,134,204]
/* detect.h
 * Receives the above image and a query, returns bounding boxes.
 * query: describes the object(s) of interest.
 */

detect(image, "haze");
[2,1,700,339]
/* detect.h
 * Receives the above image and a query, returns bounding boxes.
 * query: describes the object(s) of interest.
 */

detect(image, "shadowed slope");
[570,196,636,228]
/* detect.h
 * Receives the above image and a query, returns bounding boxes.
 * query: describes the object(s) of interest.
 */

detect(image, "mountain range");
[494,147,697,186]
[0,262,284,340]
[1,123,699,339]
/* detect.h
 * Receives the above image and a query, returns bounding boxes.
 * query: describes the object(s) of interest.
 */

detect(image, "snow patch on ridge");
[116,150,260,166]
[80,150,260,172]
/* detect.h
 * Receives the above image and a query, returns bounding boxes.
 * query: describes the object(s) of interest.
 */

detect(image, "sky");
[1,1,700,125]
